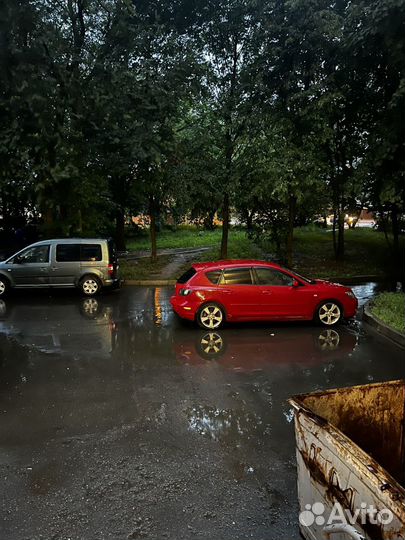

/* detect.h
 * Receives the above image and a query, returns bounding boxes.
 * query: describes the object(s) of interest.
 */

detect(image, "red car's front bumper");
[343,296,358,318]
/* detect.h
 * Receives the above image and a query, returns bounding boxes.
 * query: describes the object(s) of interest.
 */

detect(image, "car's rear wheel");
[197,303,225,330]
[197,332,226,359]
[0,277,9,298]
[80,275,101,296]
[317,301,342,326]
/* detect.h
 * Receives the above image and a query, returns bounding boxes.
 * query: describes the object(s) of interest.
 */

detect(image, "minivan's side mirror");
[292,279,300,288]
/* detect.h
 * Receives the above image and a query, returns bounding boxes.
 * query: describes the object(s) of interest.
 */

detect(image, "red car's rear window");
[177,267,197,284]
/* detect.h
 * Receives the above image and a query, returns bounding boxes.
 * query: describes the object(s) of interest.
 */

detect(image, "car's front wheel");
[197,303,225,330]
[0,277,9,298]
[79,275,101,296]
[317,301,342,326]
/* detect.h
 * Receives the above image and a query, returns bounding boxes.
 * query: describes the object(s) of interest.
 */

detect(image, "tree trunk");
[115,209,126,251]
[149,196,158,262]
[332,209,337,258]
[391,204,400,264]
[246,209,254,232]
[220,193,230,259]
[203,210,215,230]
[286,194,296,268]
[336,207,345,261]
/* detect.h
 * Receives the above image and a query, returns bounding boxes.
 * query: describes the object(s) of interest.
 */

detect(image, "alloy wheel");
[82,298,100,315]
[318,303,341,326]
[200,332,224,355]
[199,305,223,329]
[82,278,99,296]
[318,329,340,350]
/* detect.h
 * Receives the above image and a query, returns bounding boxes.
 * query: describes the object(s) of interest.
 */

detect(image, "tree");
[197,0,262,258]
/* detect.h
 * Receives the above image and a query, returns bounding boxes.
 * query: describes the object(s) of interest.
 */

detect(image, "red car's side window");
[205,270,222,284]
[254,268,294,286]
[219,268,253,285]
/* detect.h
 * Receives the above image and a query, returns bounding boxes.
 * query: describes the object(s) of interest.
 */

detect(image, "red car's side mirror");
[292,280,300,288]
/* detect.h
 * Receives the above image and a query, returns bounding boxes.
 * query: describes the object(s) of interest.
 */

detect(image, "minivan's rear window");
[56,244,102,262]
[177,267,196,284]
[107,239,117,263]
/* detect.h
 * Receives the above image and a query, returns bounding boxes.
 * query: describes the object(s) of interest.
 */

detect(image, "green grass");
[124,225,402,281]
[126,226,223,251]
[291,226,403,279]
[119,255,173,280]
[370,293,405,333]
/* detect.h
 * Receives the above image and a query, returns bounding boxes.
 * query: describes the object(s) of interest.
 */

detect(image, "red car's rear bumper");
[170,295,197,321]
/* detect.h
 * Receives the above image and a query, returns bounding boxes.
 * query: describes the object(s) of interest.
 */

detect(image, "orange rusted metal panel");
[289,380,405,540]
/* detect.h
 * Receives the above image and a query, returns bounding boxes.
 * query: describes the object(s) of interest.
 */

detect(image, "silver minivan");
[0,238,120,297]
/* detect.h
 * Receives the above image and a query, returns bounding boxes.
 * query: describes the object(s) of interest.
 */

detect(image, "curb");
[325,275,389,284]
[122,275,392,287]
[122,275,389,287]
[363,301,405,348]
[124,279,176,286]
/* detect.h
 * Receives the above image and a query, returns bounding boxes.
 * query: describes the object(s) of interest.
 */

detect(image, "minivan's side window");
[221,268,252,285]
[17,245,50,264]
[56,244,80,262]
[81,244,102,261]
[56,244,103,262]
[254,267,294,286]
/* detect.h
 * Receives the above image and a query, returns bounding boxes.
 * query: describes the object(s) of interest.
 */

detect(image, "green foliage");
[371,293,405,333]
[0,0,404,269]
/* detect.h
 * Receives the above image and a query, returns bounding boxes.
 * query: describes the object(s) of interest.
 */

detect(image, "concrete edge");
[325,275,388,284]
[123,279,176,286]
[363,301,405,349]
[122,275,388,287]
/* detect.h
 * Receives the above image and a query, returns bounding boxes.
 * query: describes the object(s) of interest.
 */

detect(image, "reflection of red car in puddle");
[173,327,358,371]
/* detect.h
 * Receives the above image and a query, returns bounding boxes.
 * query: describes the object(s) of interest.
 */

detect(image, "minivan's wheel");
[0,277,9,298]
[317,302,342,326]
[197,303,225,329]
[80,276,101,296]
[80,298,101,318]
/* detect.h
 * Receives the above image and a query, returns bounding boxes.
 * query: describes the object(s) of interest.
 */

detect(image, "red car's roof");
[192,260,282,270]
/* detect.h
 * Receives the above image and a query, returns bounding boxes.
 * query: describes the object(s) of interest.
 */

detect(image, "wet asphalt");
[0,283,404,540]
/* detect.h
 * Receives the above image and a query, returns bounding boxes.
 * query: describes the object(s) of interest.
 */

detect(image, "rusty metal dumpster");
[289,380,405,540]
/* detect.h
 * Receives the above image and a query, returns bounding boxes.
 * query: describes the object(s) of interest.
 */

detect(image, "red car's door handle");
[262,290,272,294]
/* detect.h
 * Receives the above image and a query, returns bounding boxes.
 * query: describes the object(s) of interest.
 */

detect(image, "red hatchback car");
[170,260,358,330]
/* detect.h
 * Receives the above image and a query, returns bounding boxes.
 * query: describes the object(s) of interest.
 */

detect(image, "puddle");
[186,405,265,443]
